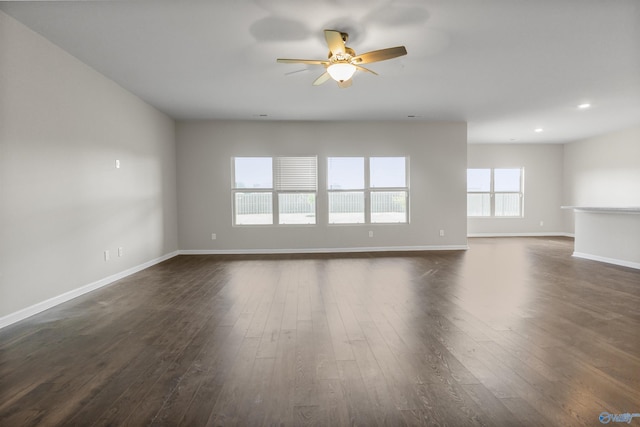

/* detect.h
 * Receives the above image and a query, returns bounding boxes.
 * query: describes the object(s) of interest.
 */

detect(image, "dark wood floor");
[1,237,639,426]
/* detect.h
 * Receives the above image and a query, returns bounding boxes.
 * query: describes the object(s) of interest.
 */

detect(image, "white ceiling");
[2,0,640,143]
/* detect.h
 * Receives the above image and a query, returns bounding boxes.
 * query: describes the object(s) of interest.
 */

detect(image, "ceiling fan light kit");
[277,29,407,88]
[327,63,356,82]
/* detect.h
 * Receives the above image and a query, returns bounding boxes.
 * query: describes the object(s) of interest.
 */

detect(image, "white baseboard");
[467,232,574,238]
[0,251,179,330]
[572,252,640,270]
[180,245,469,255]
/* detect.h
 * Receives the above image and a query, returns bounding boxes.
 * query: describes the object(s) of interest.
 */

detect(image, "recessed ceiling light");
[577,103,591,109]
[534,128,544,133]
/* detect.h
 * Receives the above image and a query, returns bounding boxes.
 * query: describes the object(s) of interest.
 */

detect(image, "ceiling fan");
[277,29,407,88]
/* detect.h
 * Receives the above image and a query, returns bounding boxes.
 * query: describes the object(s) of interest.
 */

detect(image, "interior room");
[1,1,639,425]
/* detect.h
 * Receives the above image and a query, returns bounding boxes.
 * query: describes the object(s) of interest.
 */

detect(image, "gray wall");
[0,11,178,318]
[176,120,468,252]
[467,144,565,235]
[563,125,640,232]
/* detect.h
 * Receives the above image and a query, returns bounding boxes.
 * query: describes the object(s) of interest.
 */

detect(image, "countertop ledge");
[561,206,640,213]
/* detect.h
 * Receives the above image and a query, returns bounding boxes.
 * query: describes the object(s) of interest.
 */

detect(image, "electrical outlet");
[539,221,544,227]
[368,231,373,238]
[104,250,110,261]
[439,229,445,237]
[118,247,123,257]
[211,233,217,240]
[115,159,120,169]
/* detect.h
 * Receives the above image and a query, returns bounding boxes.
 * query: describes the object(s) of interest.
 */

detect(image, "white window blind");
[274,156,317,191]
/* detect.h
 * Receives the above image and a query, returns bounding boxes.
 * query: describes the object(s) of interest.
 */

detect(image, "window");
[328,156,409,224]
[467,169,491,217]
[234,157,273,225]
[467,168,523,217]
[370,157,408,223]
[275,157,317,225]
[328,157,365,224]
[233,156,317,225]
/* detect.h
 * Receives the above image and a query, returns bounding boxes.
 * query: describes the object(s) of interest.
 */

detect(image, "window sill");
[467,216,524,219]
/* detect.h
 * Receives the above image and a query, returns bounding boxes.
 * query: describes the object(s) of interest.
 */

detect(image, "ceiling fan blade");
[324,30,346,56]
[313,72,331,86]
[277,58,330,65]
[354,65,378,76]
[352,46,407,64]
[337,79,353,88]
[284,68,309,76]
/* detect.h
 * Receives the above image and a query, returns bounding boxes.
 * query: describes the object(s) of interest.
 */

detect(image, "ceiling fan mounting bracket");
[328,46,356,62]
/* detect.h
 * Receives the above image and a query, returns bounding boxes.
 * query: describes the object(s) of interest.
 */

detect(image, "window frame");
[467,167,524,218]
[327,157,366,224]
[232,156,318,226]
[327,156,410,225]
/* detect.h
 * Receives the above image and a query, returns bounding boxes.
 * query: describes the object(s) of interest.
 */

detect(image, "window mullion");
[273,190,279,225]
[520,170,524,216]
[364,157,371,224]
[272,160,278,225]
[490,168,495,217]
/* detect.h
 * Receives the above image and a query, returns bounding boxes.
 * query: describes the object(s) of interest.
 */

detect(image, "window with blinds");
[275,156,317,224]
[232,156,317,225]
[274,157,317,191]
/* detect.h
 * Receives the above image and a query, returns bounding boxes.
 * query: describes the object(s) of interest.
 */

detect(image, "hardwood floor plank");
[499,397,555,427]
[280,263,300,331]
[334,292,366,343]
[296,262,313,322]
[419,321,519,399]
[317,378,350,426]
[336,360,383,427]
[244,266,279,339]
[294,320,318,407]
[242,356,276,426]
[408,382,487,427]
[460,383,525,426]
[358,321,418,411]
[144,325,234,426]
[310,310,339,380]
[261,328,296,426]
[95,323,223,424]
[322,285,355,362]
[379,304,481,386]
[491,330,564,383]
[306,260,326,313]
[1,237,639,426]
[255,267,287,359]
[207,337,261,426]
[350,339,404,422]
[465,345,598,427]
